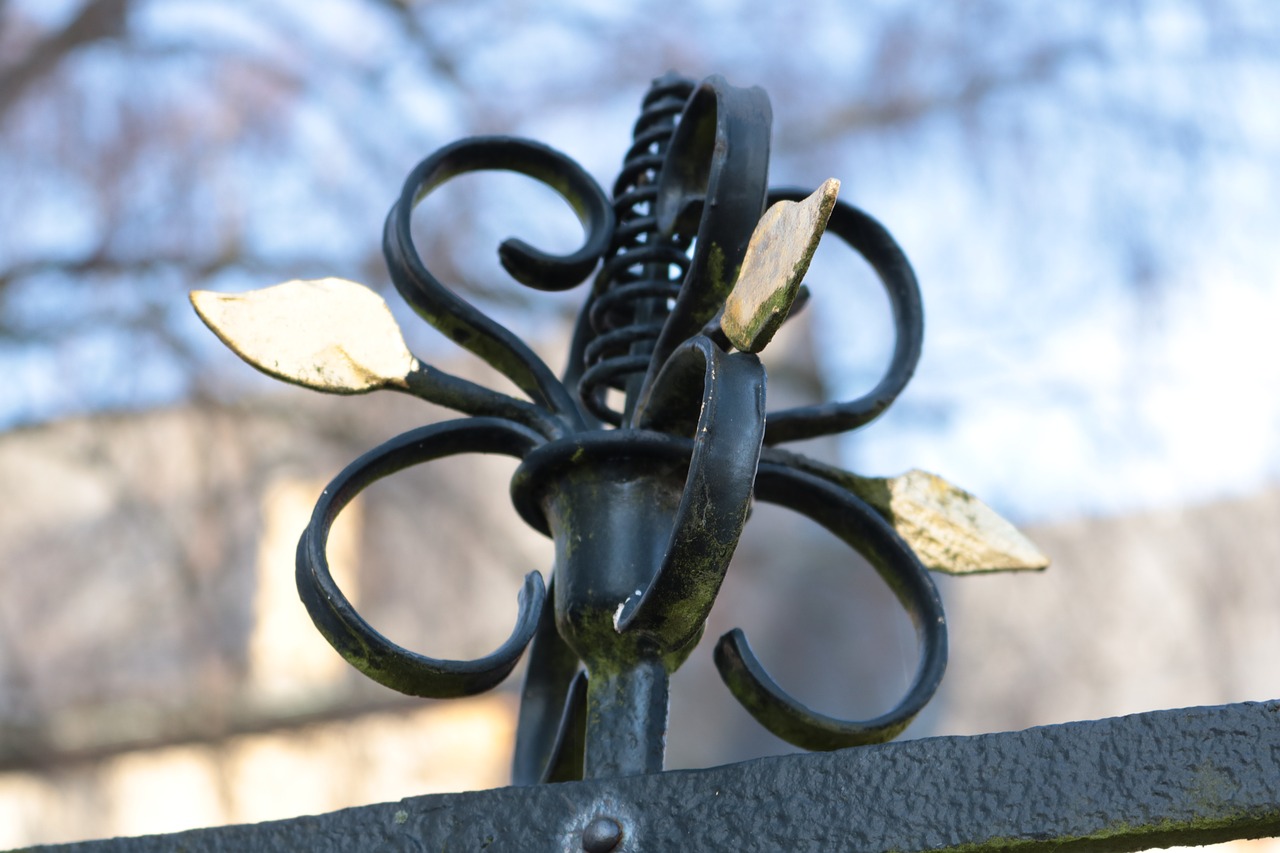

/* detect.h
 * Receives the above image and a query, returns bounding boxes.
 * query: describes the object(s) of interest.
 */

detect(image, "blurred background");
[1,0,1278,847]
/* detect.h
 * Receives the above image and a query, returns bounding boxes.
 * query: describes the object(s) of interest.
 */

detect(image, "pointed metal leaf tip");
[189,278,418,394]
[869,469,1050,574]
[722,178,839,353]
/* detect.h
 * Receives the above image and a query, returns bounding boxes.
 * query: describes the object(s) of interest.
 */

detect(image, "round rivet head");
[582,815,623,852]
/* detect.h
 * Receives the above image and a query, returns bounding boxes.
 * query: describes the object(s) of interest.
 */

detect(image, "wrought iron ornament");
[193,72,1047,784]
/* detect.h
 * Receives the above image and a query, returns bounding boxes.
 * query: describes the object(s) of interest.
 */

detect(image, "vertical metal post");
[583,657,669,778]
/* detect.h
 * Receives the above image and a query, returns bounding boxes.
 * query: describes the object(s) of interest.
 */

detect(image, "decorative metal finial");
[191,72,1046,784]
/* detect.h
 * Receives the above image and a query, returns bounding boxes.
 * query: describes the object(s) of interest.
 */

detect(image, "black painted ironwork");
[38,702,1280,852]
[293,71,943,784]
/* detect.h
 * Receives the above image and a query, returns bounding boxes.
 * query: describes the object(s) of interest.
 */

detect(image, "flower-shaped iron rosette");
[193,73,1046,783]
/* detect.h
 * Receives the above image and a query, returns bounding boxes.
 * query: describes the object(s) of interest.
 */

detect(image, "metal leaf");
[861,469,1050,574]
[190,278,418,394]
[722,178,839,353]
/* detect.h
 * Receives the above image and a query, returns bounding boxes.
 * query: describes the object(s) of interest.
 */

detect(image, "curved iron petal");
[615,335,766,653]
[296,418,548,699]
[761,191,925,445]
[637,75,773,411]
[384,137,615,427]
[713,461,948,750]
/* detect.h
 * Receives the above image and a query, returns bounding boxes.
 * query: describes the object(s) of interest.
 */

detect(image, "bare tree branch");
[0,0,129,121]
[792,38,1106,147]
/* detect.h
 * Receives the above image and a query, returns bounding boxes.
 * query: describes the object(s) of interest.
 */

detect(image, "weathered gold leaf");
[857,469,1050,574]
[190,278,418,394]
[722,178,839,353]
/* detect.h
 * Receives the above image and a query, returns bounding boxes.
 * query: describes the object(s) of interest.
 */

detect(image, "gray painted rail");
[29,700,1280,853]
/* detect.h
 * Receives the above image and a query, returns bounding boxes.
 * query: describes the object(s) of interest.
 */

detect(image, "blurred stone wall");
[935,487,1280,735]
[0,389,552,845]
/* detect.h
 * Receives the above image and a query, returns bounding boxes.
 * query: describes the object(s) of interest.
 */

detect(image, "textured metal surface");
[32,701,1280,852]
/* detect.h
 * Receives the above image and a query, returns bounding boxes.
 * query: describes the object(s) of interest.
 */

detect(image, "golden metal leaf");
[190,278,418,394]
[722,178,840,353]
[799,456,1049,573]
[856,469,1050,574]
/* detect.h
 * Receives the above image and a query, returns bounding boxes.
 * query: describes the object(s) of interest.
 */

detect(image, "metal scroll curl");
[295,417,548,699]
[383,136,615,427]
[638,75,772,409]
[714,463,948,749]
[616,335,766,653]
[758,190,925,445]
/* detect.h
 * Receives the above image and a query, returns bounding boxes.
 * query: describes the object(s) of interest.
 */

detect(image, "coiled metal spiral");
[578,72,696,425]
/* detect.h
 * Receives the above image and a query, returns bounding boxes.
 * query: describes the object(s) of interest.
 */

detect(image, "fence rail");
[30,700,1280,853]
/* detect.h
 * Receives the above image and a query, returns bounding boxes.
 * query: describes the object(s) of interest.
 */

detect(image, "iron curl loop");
[614,335,766,653]
[760,190,925,445]
[296,417,547,699]
[384,136,615,427]
[713,461,947,750]
[637,75,772,411]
